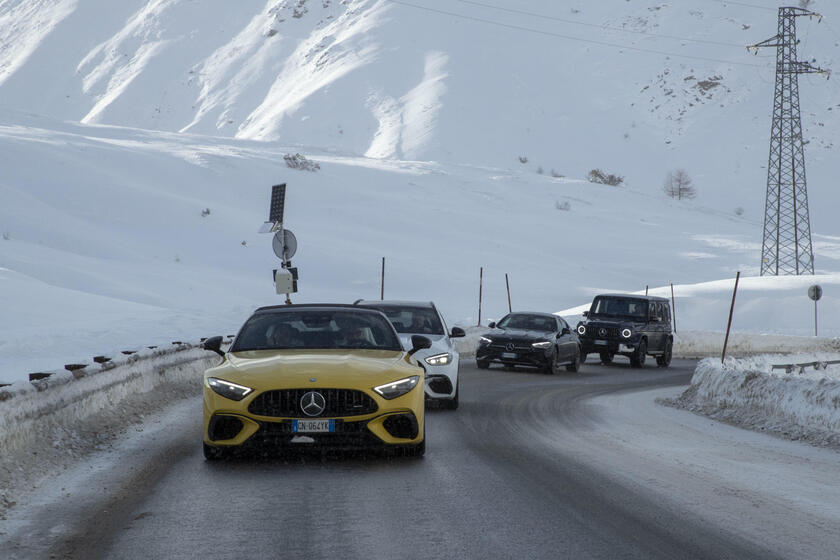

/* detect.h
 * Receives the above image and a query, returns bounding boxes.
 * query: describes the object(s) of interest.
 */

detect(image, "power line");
[454,0,746,48]
[388,0,764,68]
[703,0,775,11]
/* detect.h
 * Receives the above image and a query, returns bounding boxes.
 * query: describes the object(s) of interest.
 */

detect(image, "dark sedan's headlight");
[479,336,492,345]
[374,376,420,399]
[531,341,552,349]
[207,377,253,401]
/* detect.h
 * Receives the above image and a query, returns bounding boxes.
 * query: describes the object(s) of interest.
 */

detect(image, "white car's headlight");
[479,336,492,345]
[207,377,253,401]
[425,353,452,366]
[373,376,420,399]
[531,341,552,349]
[621,328,633,339]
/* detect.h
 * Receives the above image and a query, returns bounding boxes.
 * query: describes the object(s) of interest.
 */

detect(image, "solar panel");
[269,183,286,223]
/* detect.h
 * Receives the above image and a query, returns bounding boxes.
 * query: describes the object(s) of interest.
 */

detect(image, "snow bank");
[669,356,840,447]
[673,331,840,358]
[0,344,219,516]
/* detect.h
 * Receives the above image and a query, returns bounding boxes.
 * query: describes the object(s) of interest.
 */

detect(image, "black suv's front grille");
[583,326,619,339]
[248,389,378,418]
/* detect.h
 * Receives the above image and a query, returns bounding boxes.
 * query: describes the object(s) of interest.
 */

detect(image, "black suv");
[576,294,672,368]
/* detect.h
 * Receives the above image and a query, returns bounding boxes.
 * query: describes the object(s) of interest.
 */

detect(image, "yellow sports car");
[201,304,430,459]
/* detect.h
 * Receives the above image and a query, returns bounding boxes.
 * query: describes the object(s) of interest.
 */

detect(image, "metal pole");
[284,259,292,305]
[478,267,483,326]
[645,285,649,296]
[815,299,818,337]
[670,282,677,333]
[721,271,741,364]
[505,273,512,313]
[380,257,385,300]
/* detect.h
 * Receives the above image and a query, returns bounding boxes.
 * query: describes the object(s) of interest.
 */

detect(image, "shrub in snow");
[2,232,9,241]
[556,200,571,211]
[551,169,564,178]
[735,206,745,216]
[284,153,320,171]
[201,208,211,217]
[588,168,624,186]
[537,166,544,175]
[518,155,528,164]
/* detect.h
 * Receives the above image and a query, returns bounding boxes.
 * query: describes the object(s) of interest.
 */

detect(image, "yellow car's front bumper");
[202,384,425,451]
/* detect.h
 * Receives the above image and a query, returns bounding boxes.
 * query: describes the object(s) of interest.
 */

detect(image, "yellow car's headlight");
[425,353,452,366]
[207,377,253,401]
[373,376,420,400]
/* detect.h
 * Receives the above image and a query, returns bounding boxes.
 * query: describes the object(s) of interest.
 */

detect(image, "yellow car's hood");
[209,349,421,389]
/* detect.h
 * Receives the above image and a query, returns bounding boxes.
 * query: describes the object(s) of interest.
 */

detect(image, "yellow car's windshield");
[231,309,402,352]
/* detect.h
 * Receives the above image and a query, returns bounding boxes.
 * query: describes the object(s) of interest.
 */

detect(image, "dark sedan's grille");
[582,326,619,339]
[248,389,378,418]
[488,338,534,350]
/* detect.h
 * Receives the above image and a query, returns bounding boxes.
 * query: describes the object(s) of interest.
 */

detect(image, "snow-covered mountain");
[1,0,839,381]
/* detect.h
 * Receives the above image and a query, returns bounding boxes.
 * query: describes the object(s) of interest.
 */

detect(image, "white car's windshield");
[365,306,445,335]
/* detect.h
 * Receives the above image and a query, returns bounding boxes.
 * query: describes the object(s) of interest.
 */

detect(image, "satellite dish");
[272,229,297,260]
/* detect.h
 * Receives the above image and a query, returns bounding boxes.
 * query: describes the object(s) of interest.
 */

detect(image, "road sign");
[808,285,823,301]
[272,229,297,260]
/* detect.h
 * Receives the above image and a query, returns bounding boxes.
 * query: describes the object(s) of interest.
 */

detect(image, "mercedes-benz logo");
[300,391,326,417]
[505,343,515,351]
[599,328,607,337]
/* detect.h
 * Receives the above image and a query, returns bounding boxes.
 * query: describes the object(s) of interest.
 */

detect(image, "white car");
[355,300,464,409]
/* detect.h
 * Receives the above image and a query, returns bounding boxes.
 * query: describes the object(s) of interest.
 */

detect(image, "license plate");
[292,419,335,433]
[501,352,517,359]
[594,340,608,346]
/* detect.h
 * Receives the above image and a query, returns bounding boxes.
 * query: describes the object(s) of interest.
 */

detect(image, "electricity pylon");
[749,7,828,276]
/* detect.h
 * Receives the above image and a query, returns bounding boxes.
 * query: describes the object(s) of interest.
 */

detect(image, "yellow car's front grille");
[248,388,379,418]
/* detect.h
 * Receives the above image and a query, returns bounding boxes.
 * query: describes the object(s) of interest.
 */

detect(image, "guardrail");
[0,335,235,392]
[771,360,840,374]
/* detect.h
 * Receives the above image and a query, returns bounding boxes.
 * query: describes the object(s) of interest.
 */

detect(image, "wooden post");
[505,273,512,313]
[645,285,649,296]
[380,257,385,300]
[721,271,740,364]
[478,267,483,326]
[670,282,677,333]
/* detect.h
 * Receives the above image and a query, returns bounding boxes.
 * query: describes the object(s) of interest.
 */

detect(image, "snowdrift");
[670,356,840,447]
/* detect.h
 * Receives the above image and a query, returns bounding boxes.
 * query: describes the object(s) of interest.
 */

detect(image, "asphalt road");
[8,358,795,559]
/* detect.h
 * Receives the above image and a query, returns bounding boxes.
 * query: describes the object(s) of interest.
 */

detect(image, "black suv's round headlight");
[577,324,586,335]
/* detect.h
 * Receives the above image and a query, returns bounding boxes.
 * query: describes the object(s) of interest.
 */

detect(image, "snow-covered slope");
[1,0,839,214]
[1,1,840,381]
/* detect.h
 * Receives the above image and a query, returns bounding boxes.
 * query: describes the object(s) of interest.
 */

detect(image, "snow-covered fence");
[771,360,840,374]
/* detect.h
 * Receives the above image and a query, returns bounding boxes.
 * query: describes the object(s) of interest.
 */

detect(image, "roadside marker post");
[478,267,483,326]
[505,273,512,313]
[721,271,741,364]
[670,282,677,334]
